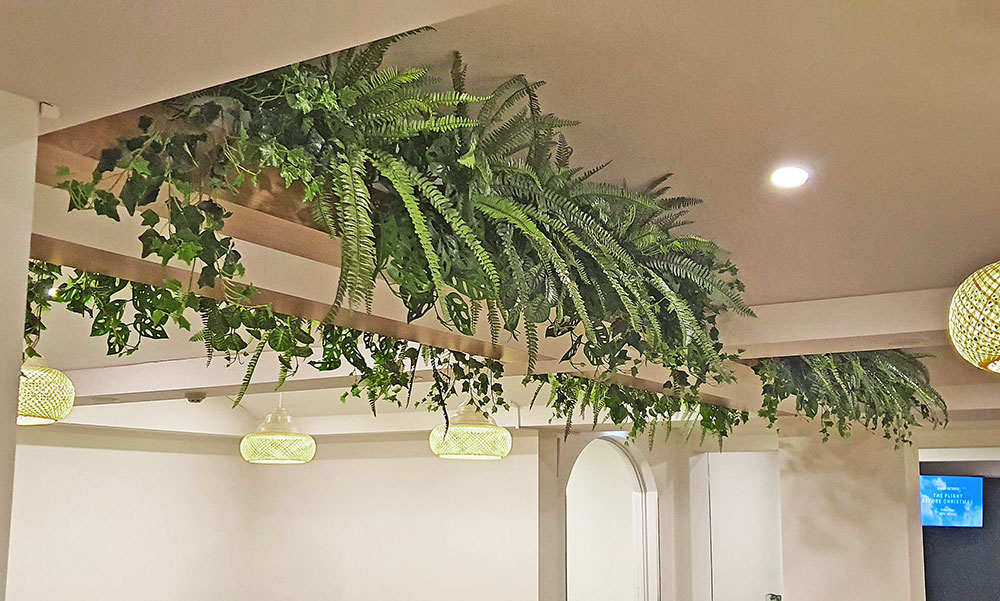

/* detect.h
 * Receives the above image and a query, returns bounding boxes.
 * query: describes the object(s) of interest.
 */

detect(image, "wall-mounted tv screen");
[921,475,984,527]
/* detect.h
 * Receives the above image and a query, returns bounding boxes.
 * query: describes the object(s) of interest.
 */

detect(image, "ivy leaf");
[267,328,294,353]
[197,265,218,289]
[177,241,202,264]
[130,156,151,176]
[172,178,196,200]
[175,314,192,330]
[59,180,96,211]
[95,147,122,175]
[140,209,160,227]
[120,174,162,214]
[92,190,120,221]
[56,165,71,178]
[156,241,178,264]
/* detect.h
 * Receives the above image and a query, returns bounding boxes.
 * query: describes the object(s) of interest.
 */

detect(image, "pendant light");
[240,394,316,464]
[17,357,75,425]
[949,261,1000,372]
[429,404,512,460]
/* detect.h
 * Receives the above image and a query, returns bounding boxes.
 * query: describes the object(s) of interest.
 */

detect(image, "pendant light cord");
[277,392,284,410]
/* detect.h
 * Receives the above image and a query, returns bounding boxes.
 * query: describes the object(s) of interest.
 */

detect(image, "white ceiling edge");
[919,447,1000,463]
[60,397,258,437]
[43,393,721,438]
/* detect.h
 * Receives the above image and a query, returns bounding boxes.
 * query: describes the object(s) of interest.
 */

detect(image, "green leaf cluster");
[753,351,948,446]
[529,372,749,444]
[24,261,507,424]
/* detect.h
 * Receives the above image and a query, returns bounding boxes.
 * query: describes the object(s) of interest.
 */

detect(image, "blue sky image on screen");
[921,475,984,527]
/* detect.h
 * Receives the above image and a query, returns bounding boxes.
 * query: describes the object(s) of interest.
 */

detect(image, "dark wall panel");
[923,475,1000,600]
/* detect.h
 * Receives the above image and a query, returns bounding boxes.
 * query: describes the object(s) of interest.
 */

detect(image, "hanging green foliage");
[25,261,509,421]
[29,29,948,444]
[528,372,749,443]
[753,351,948,445]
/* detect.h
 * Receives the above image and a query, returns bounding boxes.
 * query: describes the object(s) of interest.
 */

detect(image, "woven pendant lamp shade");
[429,405,512,460]
[17,357,75,425]
[240,406,316,464]
[950,261,1000,372]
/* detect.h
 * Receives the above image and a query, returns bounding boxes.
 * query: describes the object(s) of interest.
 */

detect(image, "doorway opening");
[565,438,657,601]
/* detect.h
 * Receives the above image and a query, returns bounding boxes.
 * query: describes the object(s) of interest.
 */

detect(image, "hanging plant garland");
[29,29,949,445]
[753,351,947,446]
[24,260,758,440]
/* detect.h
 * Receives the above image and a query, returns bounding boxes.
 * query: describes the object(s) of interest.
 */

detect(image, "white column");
[777,418,923,601]
[0,90,39,600]
[537,432,566,601]
[636,436,700,601]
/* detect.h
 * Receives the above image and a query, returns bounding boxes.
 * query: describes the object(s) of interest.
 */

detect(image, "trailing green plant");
[753,351,948,446]
[24,260,508,422]
[31,29,948,444]
[529,372,748,443]
[24,261,198,359]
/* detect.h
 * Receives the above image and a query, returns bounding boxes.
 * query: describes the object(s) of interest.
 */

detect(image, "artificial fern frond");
[451,51,469,118]
[674,236,721,257]
[342,27,434,85]
[478,77,542,127]
[332,150,378,311]
[657,196,703,210]
[554,134,573,168]
[474,193,597,342]
[642,173,673,197]
[408,168,502,294]
[650,209,691,230]
[573,160,612,183]
[235,338,266,406]
[357,67,427,99]
[373,115,478,140]
[370,153,445,293]
[656,255,753,317]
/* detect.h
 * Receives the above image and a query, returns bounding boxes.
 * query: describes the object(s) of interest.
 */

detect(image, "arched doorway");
[565,438,657,601]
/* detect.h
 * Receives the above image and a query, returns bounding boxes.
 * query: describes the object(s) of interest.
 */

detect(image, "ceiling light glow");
[770,166,810,188]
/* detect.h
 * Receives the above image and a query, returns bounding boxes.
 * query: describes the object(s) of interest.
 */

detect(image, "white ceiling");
[234,386,443,419]
[0,0,508,131]
[390,0,1000,305]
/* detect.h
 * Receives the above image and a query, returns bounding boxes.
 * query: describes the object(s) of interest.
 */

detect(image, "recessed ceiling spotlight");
[770,165,810,189]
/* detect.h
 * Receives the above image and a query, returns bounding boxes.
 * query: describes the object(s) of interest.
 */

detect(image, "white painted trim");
[719,287,953,357]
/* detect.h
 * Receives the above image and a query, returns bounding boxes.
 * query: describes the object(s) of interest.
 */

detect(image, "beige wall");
[777,419,922,601]
[6,428,541,601]
[6,429,256,601]
[247,431,540,601]
[0,90,39,601]
[5,419,952,601]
